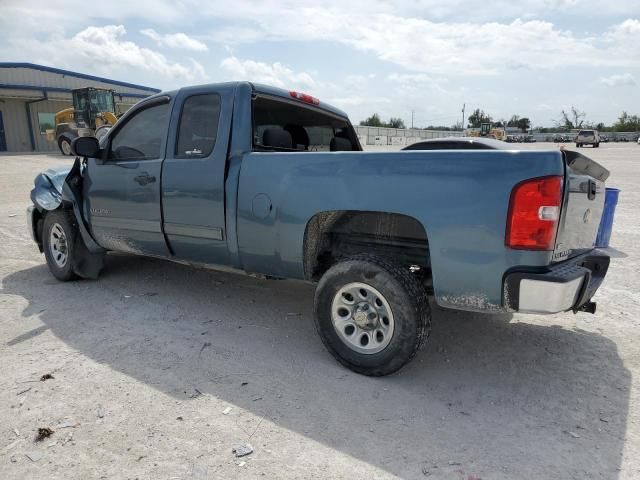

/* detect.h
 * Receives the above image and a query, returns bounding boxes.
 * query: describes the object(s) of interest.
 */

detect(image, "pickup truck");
[27,82,611,376]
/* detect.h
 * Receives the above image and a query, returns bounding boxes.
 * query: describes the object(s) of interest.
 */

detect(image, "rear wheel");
[314,254,431,376]
[43,210,79,281]
[594,142,600,148]
[576,143,581,148]
[58,136,72,156]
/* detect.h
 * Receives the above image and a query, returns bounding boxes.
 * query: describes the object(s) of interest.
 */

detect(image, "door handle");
[134,174,156,186]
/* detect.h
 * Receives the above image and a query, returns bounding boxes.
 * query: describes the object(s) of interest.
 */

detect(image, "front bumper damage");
[504,250,610,314]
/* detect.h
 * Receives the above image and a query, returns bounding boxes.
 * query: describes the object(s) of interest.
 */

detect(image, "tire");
[42,210,79,281]
[314,254,431,376]
[95,125,112,142]
[594,143,599,148]
[576,143,580,148]
[58,136,72,156]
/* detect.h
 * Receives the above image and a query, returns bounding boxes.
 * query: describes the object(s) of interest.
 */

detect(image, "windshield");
[90,90,115,112]
[252,96,359,152]
[579,130,594,135]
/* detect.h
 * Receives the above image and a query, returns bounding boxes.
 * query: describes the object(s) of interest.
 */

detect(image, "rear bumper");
[503,250,610,314]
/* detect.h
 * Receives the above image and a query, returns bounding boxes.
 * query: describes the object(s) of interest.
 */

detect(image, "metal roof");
[0,62,160,93]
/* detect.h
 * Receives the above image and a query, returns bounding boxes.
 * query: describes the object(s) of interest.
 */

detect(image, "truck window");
[176,93,221,158]
[252,96,358,152]
[109,102,169,160]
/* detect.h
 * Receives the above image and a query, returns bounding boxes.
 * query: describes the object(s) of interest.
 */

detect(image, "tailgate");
[552,150,610,262]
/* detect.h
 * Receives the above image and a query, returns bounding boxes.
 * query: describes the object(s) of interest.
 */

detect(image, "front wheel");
[314,254,431,376]
[58,136,72,156]
[42,210,79,281]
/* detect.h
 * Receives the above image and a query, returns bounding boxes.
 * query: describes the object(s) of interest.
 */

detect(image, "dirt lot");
[1,143,639,479]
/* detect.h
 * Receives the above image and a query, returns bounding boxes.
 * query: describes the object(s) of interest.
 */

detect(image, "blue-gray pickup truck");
[27,82,611,375]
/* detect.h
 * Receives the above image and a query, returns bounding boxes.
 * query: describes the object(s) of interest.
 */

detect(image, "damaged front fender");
[29,159,105,279]
[30,166,71,211]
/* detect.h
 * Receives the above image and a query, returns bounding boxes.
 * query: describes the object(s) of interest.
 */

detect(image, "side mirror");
[71,136,100,158]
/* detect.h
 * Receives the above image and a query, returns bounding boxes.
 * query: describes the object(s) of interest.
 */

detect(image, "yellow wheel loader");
[47,88,118,155]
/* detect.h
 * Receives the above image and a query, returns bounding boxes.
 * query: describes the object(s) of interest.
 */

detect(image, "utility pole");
[411,110,414,129]
[461,103,466,130]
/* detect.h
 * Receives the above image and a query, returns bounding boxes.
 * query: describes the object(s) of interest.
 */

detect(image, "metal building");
[0,63,160,153]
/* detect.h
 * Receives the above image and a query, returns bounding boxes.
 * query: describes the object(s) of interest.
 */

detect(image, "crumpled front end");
[30,166,71,211]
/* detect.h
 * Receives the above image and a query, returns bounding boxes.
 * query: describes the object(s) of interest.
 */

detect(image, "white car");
[576,129,600,148]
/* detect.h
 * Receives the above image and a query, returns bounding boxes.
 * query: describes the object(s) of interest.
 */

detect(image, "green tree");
[387,117,406,129]
[467,108,492,128]
[360,113,384,127]
[359,114,406,129]
[516,117,531,132]
[612,111,640,132]
[559,106,586,129]
[506,115,520,127]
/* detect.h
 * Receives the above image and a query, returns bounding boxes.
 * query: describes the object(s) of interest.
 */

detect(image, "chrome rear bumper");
[504,250,610,314]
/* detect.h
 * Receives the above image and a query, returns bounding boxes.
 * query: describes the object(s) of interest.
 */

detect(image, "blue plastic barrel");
[595,187,620,248]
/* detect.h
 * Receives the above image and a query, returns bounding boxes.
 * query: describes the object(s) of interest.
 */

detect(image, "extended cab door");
[83,96,172,257]
[161,85,234,265]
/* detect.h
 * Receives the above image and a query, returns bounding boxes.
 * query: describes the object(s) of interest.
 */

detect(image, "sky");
[1,0,639,128]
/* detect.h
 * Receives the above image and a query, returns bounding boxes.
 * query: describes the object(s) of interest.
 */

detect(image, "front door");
[161,85,234,265]
[83,97,172,257]
[0,111,7,151]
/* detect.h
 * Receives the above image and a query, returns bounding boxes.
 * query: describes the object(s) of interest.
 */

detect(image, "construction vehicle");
[464,126,507,141]
[47,87,118,155]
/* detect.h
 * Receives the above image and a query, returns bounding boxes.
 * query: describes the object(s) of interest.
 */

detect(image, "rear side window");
[176,94,221,158]
[110,102,169,160]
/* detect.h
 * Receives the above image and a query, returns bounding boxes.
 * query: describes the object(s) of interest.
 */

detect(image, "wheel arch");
[303,210,430,282]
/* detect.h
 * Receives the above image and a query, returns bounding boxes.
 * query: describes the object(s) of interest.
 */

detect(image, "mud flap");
[70,227,104,279]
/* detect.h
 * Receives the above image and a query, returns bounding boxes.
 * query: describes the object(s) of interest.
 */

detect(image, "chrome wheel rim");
[331,282,394,354]
[61,140,71,155]
[49,222,68,268]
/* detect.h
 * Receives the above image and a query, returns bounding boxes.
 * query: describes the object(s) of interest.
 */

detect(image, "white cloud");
[69,26,204,79]
[141,29,208,51]
[328,96,390,107]
[2,25,205,84]
[600,73,637,87]
[206,6,640,76]
[220,56,316,89]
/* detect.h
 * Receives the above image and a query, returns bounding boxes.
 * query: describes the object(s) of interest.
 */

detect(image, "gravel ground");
[0,143,639,479]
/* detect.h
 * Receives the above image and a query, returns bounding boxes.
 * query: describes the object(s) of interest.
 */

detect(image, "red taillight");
[289,90,320,105]
[505,176,563,250]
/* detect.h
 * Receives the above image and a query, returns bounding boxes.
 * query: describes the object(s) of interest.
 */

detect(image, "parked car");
[403,137,508,150]
[600,135,609,143]
[27,82,611,376]
[576,129,600,148]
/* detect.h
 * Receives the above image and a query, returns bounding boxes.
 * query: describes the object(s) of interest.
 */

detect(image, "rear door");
[161,85,235,265]
[84,96,172,256]
[553,150,609,261]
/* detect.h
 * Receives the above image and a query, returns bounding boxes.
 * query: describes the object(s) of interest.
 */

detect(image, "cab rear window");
[252,96,359,152]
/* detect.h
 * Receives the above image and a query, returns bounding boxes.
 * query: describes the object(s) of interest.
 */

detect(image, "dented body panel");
[28,81,610,314]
